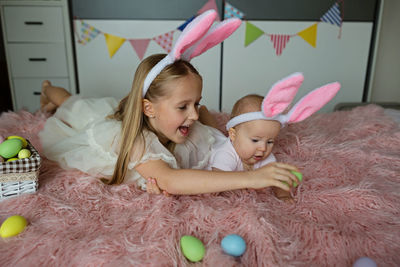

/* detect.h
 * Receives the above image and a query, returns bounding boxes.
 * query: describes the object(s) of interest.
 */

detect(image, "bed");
[0,104,399,266]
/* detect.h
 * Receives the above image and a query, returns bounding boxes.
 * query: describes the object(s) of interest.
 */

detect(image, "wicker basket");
[0,141,41,201]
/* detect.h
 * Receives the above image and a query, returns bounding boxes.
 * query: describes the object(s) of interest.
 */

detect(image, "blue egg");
[353,257,377,267]
[221,234,246,257]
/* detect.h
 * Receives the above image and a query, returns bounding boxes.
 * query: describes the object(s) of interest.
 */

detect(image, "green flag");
[245,22,264,47]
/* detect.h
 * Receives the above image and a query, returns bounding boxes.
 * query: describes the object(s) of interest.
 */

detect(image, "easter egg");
[353,257,377,267]
[0,139,23,159]
[18,148,31,159]
[221,234,246,257]
[291,171,303,187]
[180,235,205,262]
[7,135,28,148]
[0,215,28,238]
[6,158,19,162]
[283,171,303,187]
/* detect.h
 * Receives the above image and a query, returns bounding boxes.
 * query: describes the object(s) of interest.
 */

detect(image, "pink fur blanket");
[0,105,399,266]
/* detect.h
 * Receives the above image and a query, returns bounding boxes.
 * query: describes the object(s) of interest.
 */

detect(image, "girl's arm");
[135,160,299,195]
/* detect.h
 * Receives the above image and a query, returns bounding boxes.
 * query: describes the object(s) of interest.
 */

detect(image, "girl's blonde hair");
[103,54,202,185]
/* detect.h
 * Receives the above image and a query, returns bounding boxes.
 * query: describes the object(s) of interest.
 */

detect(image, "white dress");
[39,96,226,189]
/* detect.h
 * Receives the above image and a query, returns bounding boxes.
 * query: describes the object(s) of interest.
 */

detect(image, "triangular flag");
[321,3,341,26]
[153,30,175,53]
[79,21,101,45]
[197,0,221,21]
[129,39,151,60]
[104,33,126,58]
[178,16,195,31]
[297,23,318,48]
[245,22,264,47]
[225,2,245,19]
[269,34,291,56]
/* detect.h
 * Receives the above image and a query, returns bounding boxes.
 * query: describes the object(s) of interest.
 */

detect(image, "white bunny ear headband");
[142,10,241,96]
[226,72,341,130]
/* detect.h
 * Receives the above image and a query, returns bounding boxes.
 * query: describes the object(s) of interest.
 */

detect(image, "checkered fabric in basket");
[0,142,41,174]
[1,141,41,200]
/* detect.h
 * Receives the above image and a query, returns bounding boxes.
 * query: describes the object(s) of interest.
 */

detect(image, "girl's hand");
[146,178,170,196]
[251,162,300,191]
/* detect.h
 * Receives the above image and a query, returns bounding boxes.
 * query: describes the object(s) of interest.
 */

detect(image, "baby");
[208,94,293,201]
[208,72,341,201]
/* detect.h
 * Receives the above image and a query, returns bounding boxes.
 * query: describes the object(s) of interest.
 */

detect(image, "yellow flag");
[104,33,126,58]
[298,23,318,48]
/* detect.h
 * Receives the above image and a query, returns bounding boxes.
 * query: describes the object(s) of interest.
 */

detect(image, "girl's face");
[146,73,202,145]
[229,120,281,167]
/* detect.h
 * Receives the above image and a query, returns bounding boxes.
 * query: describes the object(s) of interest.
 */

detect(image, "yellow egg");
[6,157,19,162]
[0,215,28,238]
[18,148,31,159]
[7,135,28,148]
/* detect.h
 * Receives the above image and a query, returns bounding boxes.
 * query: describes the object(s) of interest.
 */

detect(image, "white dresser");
[0,0,76,112]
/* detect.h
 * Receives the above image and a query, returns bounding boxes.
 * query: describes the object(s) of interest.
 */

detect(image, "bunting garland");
[321,2,341,26]
[77,21,101,45]
[269,35,291,56]
[225,2,245,19]
[241,1,343,55]
[152,31,175,53]
[297,23,318,48]
[75,0,344,59]
[129,39,151,60]
[104,33,126,58]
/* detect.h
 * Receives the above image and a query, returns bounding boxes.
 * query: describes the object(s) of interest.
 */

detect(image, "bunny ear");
[286,82,341,123]
[182,18,242,60]
[171,10,217,60]
[262,72,304,117]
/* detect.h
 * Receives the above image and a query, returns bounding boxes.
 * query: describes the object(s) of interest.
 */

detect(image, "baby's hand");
[146,178,170,196]
[252,162,300,191]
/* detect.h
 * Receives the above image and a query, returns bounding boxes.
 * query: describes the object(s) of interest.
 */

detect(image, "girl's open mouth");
[178,126,189,136]
[253,155,263,161]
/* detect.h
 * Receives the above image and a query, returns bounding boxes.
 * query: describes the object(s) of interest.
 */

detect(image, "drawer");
[8,43,68,77]
[4,6,64,42]
[13,78,70,113]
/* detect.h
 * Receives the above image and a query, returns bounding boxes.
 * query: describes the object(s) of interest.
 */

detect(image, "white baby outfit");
[39,96,225,189]
[208,138,276,171]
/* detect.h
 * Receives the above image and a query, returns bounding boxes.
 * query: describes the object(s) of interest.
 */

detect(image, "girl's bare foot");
[40,80,57,113]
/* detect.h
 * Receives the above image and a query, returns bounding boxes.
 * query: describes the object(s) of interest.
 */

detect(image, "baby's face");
[229,120,281,166]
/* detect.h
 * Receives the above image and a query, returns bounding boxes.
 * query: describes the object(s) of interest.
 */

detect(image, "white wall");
[370,0,400,103]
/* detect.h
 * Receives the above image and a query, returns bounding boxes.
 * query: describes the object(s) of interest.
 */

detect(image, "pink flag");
[129,39,151,60]
[197,0,220,21]
[152,30,175,53]
[270,34,291,56]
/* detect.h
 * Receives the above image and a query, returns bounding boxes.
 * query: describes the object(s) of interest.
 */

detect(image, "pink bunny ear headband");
[142,10,241,96]
[226,72,341,130]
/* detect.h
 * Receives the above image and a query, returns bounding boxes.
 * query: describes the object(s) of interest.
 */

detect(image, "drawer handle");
[24,21,43,25]
[33,92,41,96]
[29,58,47,62]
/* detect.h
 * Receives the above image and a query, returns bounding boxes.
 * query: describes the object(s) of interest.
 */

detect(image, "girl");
[39,10,300,195]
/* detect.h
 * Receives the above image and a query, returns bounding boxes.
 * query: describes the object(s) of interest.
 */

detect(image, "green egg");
[291,171,303,187]
[283,171,303,187]
[180,235,205,262]
[0,139,23,159]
